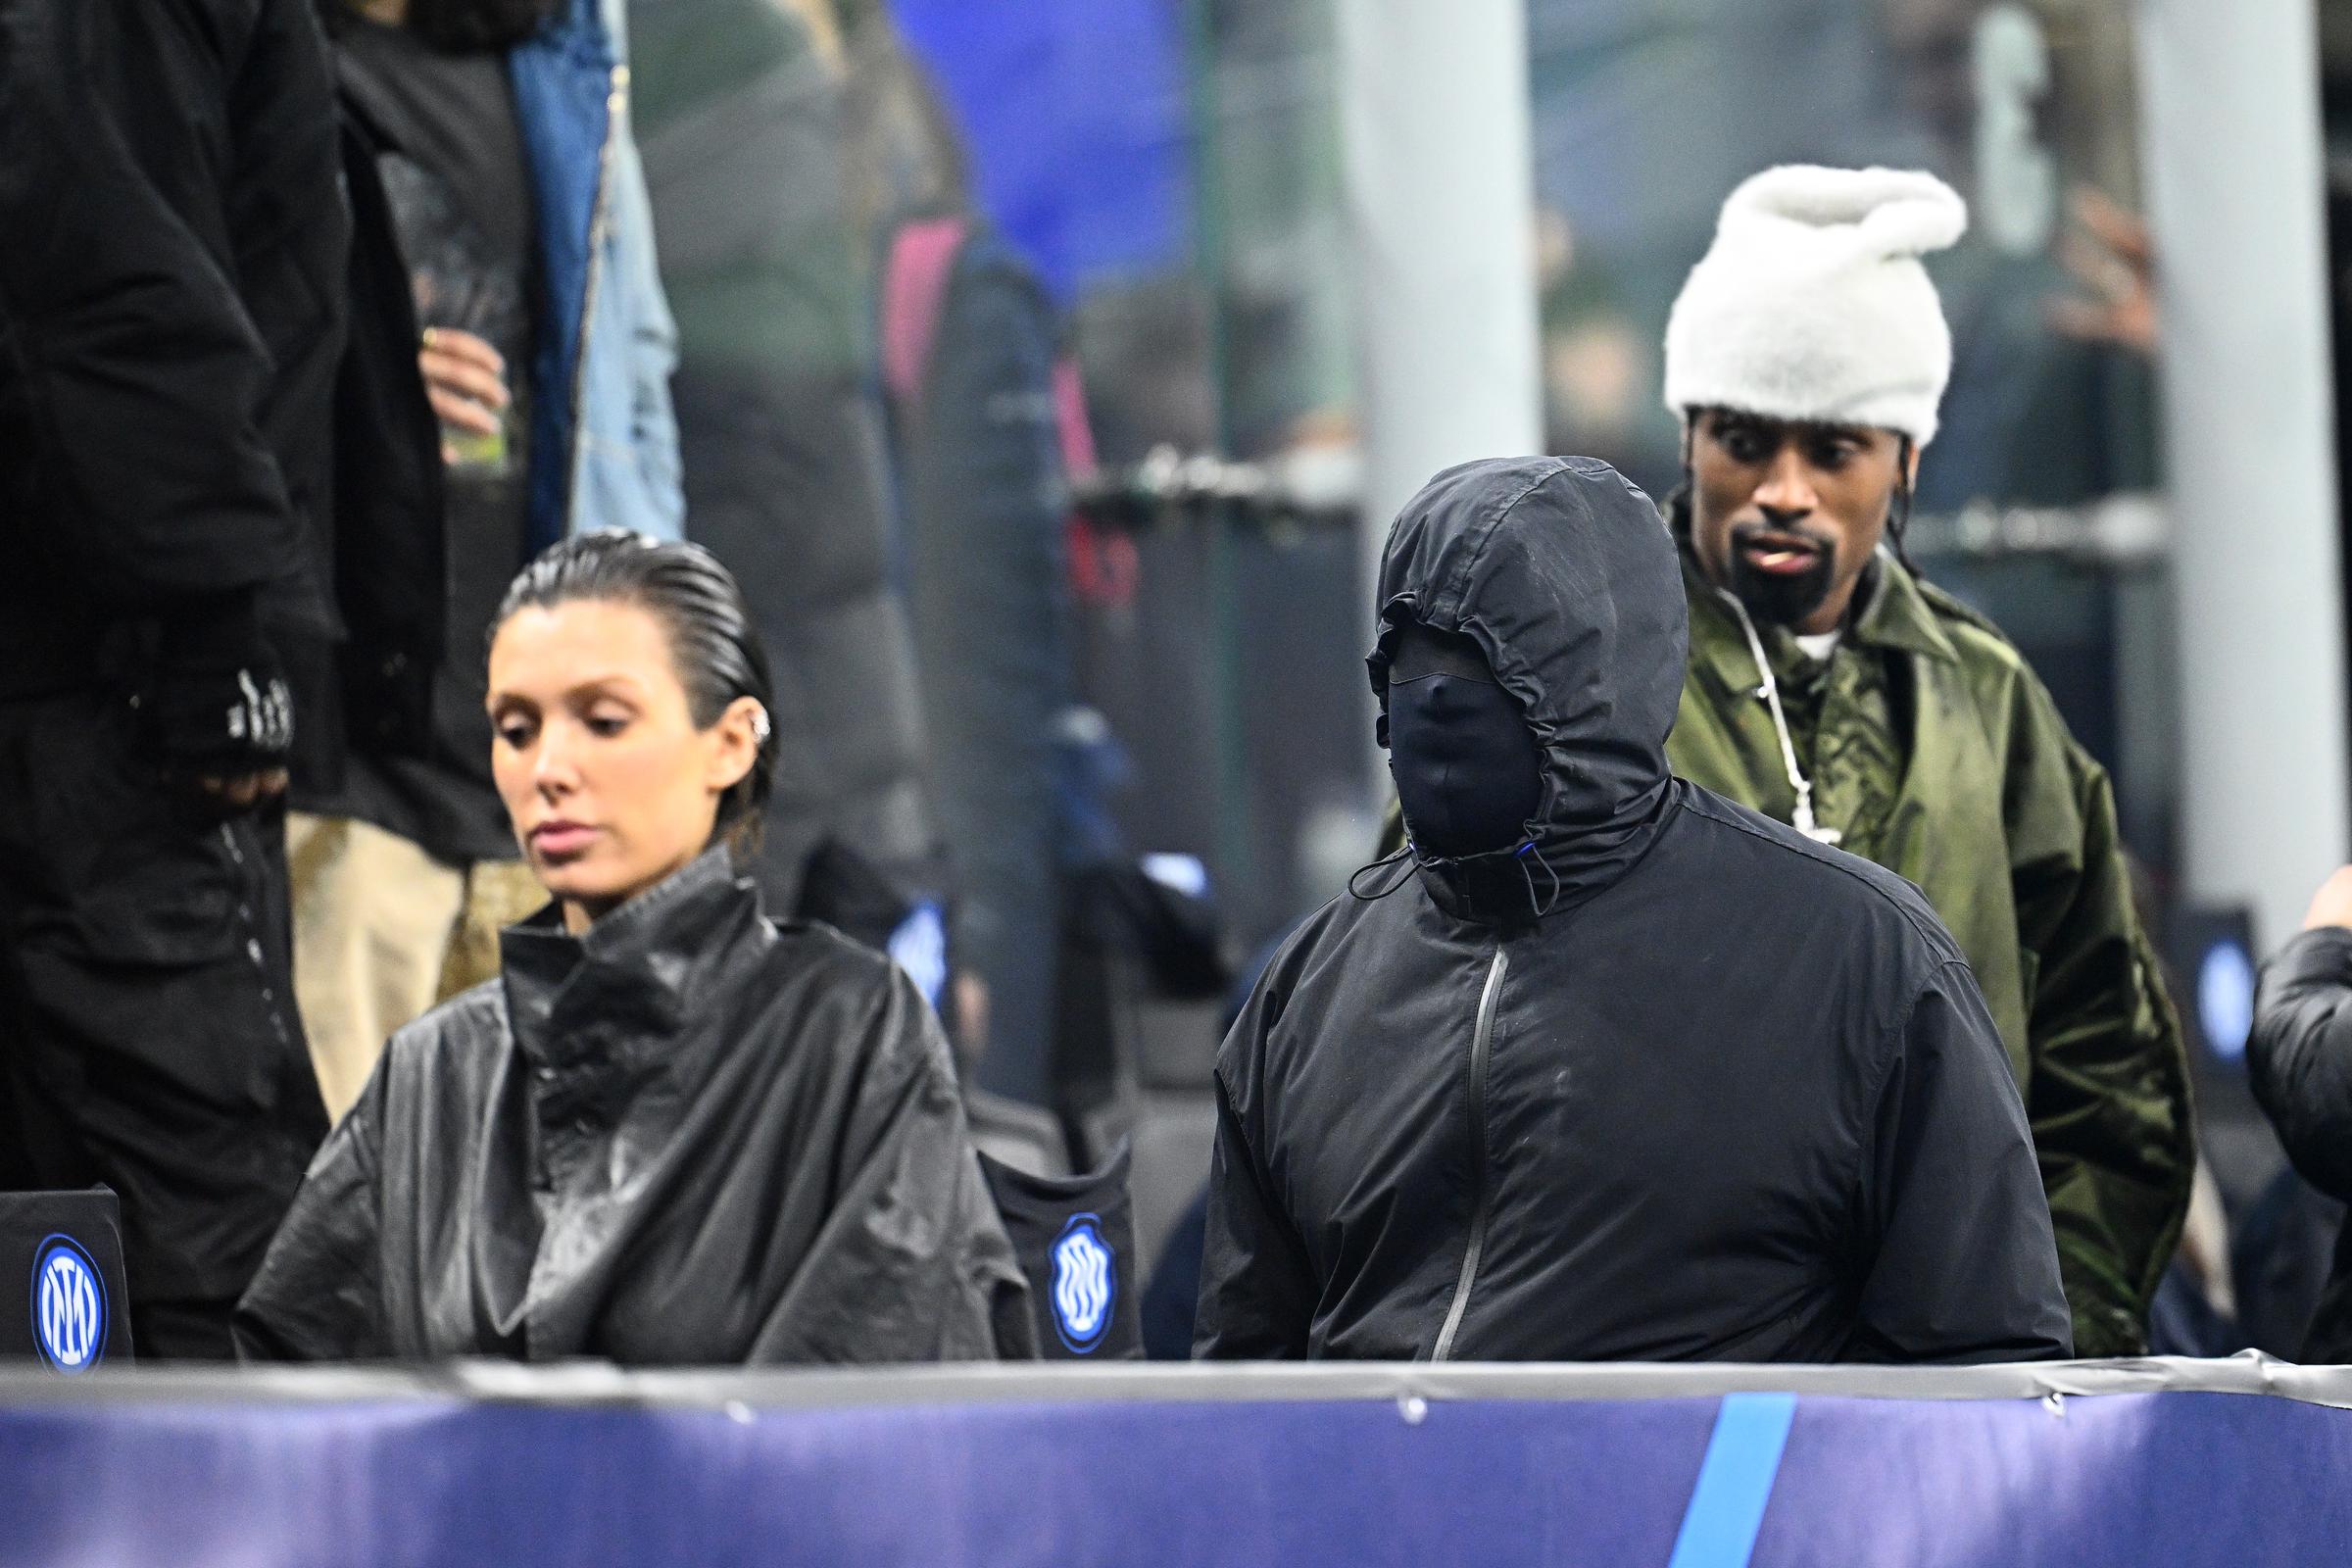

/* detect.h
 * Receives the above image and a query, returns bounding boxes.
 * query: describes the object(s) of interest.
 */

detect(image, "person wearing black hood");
[1195,457,2071,1363]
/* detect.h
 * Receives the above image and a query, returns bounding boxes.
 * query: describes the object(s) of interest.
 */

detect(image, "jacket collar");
[1404,790,1676,927]
[1849,551,1963,664]
[498,846,753,1068]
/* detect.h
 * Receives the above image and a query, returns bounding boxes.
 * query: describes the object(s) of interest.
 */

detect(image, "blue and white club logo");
[31,1235,107,1374]
[1049,1214,1116,1354]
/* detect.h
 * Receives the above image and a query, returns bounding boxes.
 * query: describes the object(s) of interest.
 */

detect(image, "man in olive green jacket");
[1654,165,2191,1354]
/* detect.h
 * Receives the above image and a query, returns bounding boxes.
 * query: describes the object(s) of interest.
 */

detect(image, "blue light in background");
[2198,940,2256,1062]
[889,901,951,1009]
[892,0,1192,302]
[1141,852,1210,900]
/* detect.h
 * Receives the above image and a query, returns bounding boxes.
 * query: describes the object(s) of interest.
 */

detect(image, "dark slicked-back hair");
[493,531,780,852]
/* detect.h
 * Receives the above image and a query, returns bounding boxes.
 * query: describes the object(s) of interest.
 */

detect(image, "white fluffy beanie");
[1663,166,1968,447]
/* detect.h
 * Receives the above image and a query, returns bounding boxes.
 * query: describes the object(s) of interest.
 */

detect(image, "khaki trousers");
[286,812,547,1123]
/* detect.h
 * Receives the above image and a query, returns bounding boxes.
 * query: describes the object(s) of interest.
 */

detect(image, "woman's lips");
[529,823,599,858]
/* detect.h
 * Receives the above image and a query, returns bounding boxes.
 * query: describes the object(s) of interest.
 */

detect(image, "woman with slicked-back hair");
[237,533,1036,1363]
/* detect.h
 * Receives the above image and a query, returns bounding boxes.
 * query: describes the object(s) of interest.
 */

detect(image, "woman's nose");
[532,728,581,795]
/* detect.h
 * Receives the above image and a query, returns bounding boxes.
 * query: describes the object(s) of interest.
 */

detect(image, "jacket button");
[534,1066,555,1084]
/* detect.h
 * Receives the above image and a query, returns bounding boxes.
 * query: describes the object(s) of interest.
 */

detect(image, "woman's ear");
[705,695,764,797]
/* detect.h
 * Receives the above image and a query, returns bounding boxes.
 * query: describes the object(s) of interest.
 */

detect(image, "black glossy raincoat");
[1195,457,2071,1364]
[235,849,1035,1363]
[2247,925,2352,1361]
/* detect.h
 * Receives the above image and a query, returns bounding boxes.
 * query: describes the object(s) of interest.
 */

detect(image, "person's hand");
[2047,185,2157,357]
[418,326,510,464]
[2305,866,2352,932]
[140,595,295,816]
[194,768,291,812]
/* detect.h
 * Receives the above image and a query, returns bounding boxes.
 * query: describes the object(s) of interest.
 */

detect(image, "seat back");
[0,1189,133,1372]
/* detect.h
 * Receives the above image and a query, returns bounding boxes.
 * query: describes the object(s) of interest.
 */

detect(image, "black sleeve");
[1195,1024,1326,1363]
[0,0,308,609]
[233,1069,391,1361]
[2249,927,2352,1200]
[1852,960,2077,1364]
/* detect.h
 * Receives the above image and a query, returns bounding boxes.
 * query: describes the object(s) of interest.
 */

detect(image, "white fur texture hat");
[1663,166,1967,447]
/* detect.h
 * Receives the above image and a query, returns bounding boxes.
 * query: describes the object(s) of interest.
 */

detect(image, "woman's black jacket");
[236,849,1036,1362]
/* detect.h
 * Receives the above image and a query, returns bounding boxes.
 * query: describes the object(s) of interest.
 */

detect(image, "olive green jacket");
[1667,550,2193,1355]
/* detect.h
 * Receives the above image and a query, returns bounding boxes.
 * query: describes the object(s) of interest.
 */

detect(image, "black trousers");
[0,692,326,1359]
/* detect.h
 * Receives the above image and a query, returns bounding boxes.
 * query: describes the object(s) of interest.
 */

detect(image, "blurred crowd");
[4,0,2352,1374]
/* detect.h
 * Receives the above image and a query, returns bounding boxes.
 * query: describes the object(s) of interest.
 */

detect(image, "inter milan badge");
[1049,1213,1116,1355]
[31,1234,107,1374]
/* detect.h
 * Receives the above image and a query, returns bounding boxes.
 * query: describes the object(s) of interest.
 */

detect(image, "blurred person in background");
[238,534,1034,1363]
[876,205,1080,1098]
[289,0,682,1122]
[1535,208,1650,480]
[2246,866,2352,1363]
[0,0,344,1356]
[827,0,1079,1097]
[623,0,956,995]
[1200,458,2070,1364]
[1660,165,2193,1356]
[1870,0,2163,514]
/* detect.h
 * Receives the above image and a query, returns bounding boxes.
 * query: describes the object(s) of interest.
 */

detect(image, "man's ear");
[1904,441,1924,487]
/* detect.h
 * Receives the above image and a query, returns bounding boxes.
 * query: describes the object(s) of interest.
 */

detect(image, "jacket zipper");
[1432,945,1507,1361]
[564,61,626,530]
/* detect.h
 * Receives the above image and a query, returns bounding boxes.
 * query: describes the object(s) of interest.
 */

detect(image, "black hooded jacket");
[1195,457,2071,1363]
[235,849,1036,1363]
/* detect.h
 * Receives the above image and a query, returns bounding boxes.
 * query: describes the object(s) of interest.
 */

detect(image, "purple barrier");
[0,1360,2347,1567]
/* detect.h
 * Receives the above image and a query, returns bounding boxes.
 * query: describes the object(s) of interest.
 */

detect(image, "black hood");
[1368,457,1686,921]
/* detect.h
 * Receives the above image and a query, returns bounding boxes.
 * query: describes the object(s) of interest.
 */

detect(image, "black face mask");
[1385,624,1543,859]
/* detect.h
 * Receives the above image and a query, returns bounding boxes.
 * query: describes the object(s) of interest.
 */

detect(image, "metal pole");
[2136,0,2350,949]
[1181,0,1257,905]
[1333,0,1544,796]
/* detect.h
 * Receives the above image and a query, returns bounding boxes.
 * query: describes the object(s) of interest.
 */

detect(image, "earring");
[748,704,772,747]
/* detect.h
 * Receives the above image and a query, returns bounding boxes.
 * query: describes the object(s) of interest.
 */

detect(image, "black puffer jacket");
[235,849,1035,1363]
[0,0,347,704]
[1196,457,2071,1364]
[2247,926,2352,1362]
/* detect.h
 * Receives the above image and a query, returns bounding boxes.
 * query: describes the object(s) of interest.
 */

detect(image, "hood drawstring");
[1515,842,1562,919]
[1717,588,1843,848]
[1348,844,1417,903]
[1350,837,1565,920]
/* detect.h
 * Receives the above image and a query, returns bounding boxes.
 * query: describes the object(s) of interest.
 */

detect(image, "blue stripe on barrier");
[1664,1394,1798,1568]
